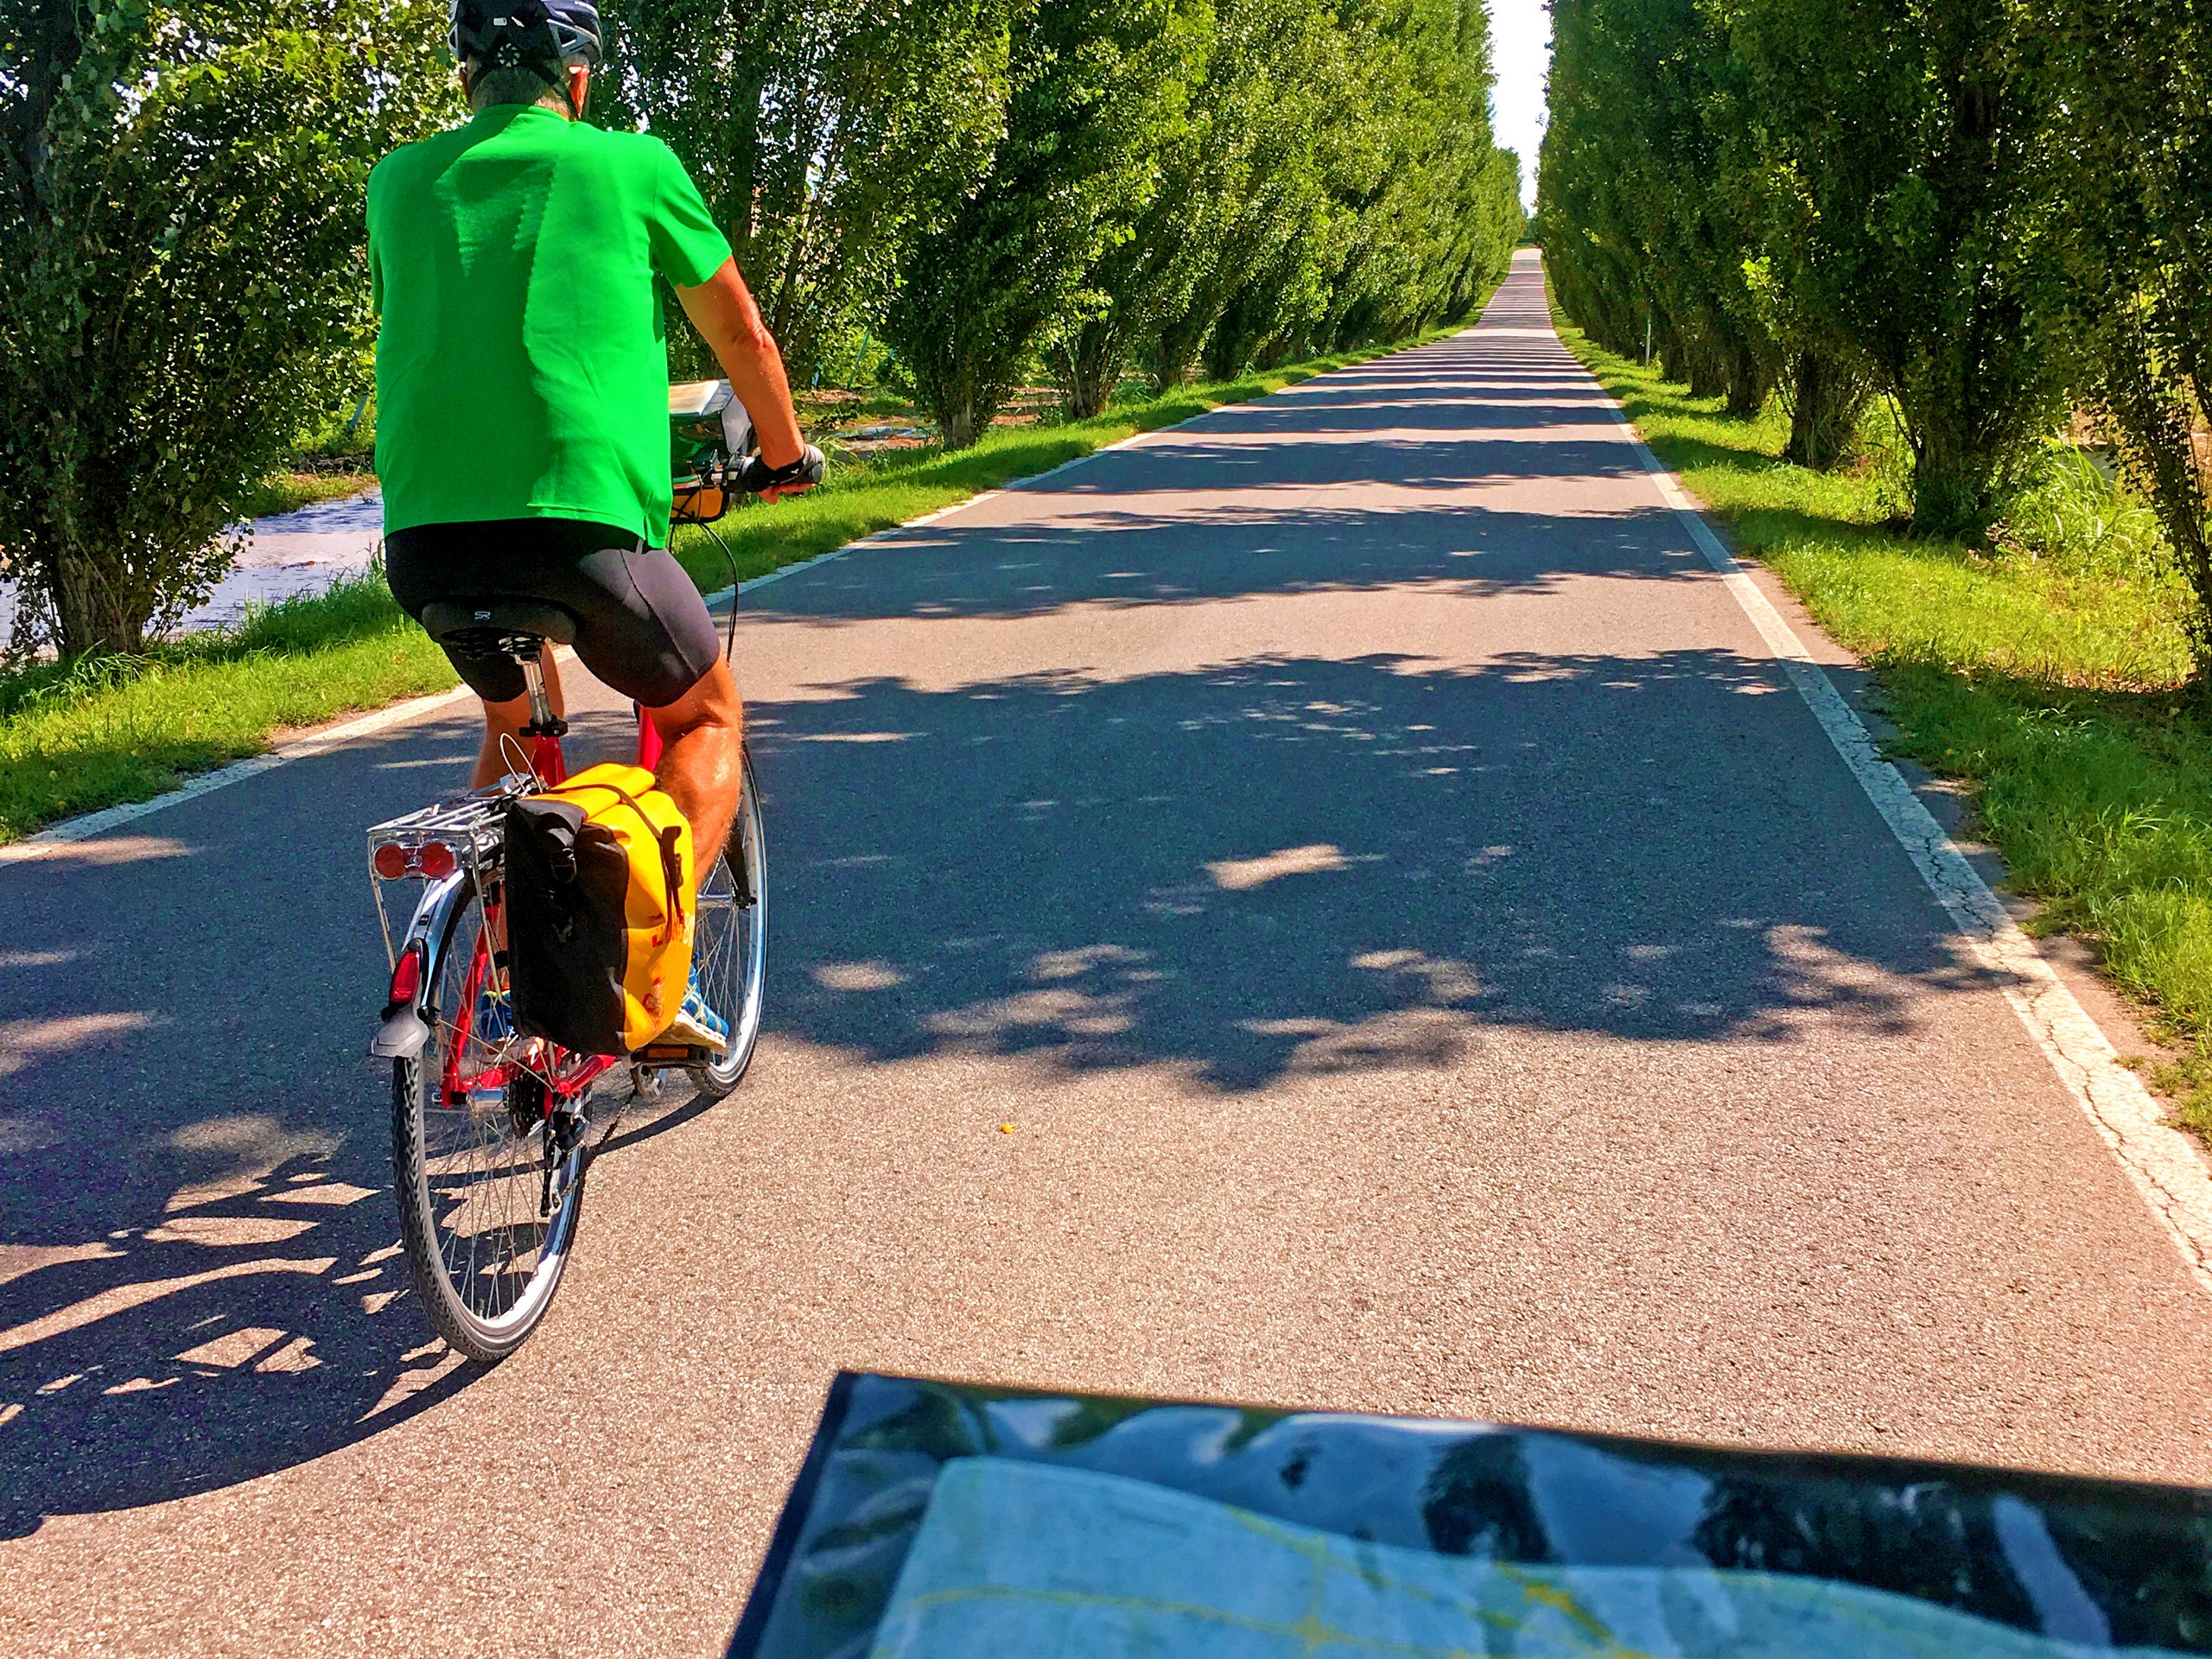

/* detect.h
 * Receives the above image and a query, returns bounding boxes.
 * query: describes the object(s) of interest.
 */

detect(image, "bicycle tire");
[392,872,586,1362]
[689,744,767,1101]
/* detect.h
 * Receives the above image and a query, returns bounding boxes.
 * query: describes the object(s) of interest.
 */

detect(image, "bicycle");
[364,382,795,1362]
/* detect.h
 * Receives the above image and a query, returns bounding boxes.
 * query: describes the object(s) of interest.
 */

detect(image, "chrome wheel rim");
[692,765,766,1089]
[416,891,579,1340]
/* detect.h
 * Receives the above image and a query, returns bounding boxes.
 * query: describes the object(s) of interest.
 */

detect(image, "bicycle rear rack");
[365,787,517,967]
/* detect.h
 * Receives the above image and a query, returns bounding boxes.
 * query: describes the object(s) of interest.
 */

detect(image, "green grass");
[236,470,378,519]
[0,569,456,842]
[670,342,1445,592]
[0,333,1448,845]
[1554,319,2212,1136]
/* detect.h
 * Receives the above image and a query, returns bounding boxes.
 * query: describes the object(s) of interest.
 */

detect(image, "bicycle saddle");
[419,598,579,649]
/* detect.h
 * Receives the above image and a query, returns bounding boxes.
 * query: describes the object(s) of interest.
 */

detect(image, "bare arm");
[674,257,811,493]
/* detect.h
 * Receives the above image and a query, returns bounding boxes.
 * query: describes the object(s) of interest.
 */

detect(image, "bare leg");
[472,652,566,789]
[647,658,744,865]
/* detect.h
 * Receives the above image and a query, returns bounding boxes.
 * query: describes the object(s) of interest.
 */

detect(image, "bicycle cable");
[698,514,741,662]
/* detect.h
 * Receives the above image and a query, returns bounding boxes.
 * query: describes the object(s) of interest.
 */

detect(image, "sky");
[1487,0,1552,212]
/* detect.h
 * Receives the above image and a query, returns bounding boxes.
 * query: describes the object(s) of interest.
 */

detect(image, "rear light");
[388,948,423,1007]
[370,839,461,880]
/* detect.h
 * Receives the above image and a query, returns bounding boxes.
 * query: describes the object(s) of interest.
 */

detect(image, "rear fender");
[368,870,470,1062]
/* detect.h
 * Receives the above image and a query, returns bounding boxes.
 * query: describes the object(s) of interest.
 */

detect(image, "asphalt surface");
[6,252,2212,1656]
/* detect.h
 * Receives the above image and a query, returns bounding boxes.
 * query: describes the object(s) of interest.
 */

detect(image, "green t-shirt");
[368,105,733,545]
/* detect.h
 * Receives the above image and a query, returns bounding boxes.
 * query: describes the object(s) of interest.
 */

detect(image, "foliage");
[2042,0,2212,680]
[881,0,1205,448]
[1541,0,2069,539]
[1132,0,1523,391]
[593,0,1015,386]
[1300,0,1521,354]
[0,0,454,657]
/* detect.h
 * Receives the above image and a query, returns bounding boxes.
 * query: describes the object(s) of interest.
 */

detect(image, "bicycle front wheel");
[392,874,584,1363]
[689,744,767,1101]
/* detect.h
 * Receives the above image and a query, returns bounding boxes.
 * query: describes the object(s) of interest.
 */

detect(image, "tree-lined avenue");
[3,254,2209,1656]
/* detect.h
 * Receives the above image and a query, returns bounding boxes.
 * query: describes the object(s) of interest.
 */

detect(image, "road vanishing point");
[7,251,2212,1656]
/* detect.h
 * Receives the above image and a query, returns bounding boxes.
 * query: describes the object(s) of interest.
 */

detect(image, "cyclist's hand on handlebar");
[741,443,825,504]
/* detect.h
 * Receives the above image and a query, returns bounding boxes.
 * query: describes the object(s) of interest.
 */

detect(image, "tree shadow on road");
[751,500,1713,629]
[753,645,1999,1094]
[0,699,670,1537]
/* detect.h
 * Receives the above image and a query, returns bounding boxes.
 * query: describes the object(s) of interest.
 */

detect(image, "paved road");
[6,252,2212,1656]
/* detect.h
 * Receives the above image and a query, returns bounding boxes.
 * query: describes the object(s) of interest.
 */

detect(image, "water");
[0,488,386,646]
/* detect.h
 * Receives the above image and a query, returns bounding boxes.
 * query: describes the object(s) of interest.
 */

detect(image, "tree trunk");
[49,539,146,657]
[1784,349,1869,471]
[1724,339,1770,420]
[1151,308,1211,391]
[2101,340,2212,681]
[940,397,980,451]
[1687,338,1729,401]
[1066,318,1122,420]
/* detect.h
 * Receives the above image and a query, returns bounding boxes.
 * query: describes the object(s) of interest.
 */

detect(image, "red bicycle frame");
[445,702,667,1108]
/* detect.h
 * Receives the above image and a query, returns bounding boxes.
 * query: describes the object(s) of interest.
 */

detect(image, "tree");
[593,0,1015,386]
[1188,0,1521,383]
[1166,5,1357,385]
[1058,0,1224,418]
[884,0,1205,448]
[1538,0,1775,418]
[2047,0,2212,677]
[1061,0,1401,412]
[0,0,452,658]
[1713,0,2067,536]
[1318,0,1521,353]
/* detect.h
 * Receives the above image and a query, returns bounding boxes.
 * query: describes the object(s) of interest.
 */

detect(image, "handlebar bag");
[503,763,696,1056]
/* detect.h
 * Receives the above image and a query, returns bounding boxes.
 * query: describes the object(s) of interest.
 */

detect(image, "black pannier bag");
[504,793,632,1056]
[499,762,696,1057]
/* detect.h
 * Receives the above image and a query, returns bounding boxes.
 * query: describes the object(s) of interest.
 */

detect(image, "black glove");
[738,443,825,496]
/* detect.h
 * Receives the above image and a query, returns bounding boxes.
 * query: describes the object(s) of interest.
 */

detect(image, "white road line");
[1595,388,2212,1295]
[0,683,479,867]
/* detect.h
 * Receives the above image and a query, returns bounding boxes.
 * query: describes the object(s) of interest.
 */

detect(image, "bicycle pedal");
[636,1043,708,1065]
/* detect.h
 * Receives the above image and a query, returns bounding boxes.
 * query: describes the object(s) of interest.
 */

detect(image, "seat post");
[508,637,565,740]
[518,654,557,734]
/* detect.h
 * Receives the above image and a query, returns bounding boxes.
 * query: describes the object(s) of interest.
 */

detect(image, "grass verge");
[1554,319,2212,1135]
[669,340,1447,593]
[1,333,1450,845]
[0,569,456,843]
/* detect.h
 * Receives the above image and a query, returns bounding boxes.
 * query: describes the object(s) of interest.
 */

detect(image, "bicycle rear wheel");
[392,874,585,1362]
[689,744,767,1101]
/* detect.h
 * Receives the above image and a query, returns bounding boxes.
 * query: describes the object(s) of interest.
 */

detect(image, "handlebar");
[736,444,825,497]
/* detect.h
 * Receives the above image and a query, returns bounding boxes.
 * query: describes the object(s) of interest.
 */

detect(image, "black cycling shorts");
[385,518,723,708]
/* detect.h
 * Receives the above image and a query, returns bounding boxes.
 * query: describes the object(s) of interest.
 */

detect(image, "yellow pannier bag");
[503,763,696,1055]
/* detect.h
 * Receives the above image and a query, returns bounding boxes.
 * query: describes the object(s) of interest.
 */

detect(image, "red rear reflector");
[372,842,410,880]
[416,841,458,879]
[388,949,423,1006]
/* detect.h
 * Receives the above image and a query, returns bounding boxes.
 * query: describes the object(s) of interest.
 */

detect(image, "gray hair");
[467,54,590,113]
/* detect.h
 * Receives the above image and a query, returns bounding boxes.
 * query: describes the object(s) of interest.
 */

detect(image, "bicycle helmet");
[449,0,602,102]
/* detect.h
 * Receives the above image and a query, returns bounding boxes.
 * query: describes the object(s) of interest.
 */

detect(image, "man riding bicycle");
[367,0,818,1051]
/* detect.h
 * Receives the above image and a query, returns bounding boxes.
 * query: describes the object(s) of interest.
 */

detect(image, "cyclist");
[367,0,818,1050]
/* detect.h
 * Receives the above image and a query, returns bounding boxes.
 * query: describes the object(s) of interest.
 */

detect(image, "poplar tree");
[594,0,1015,385]
[884,0,1205,448]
